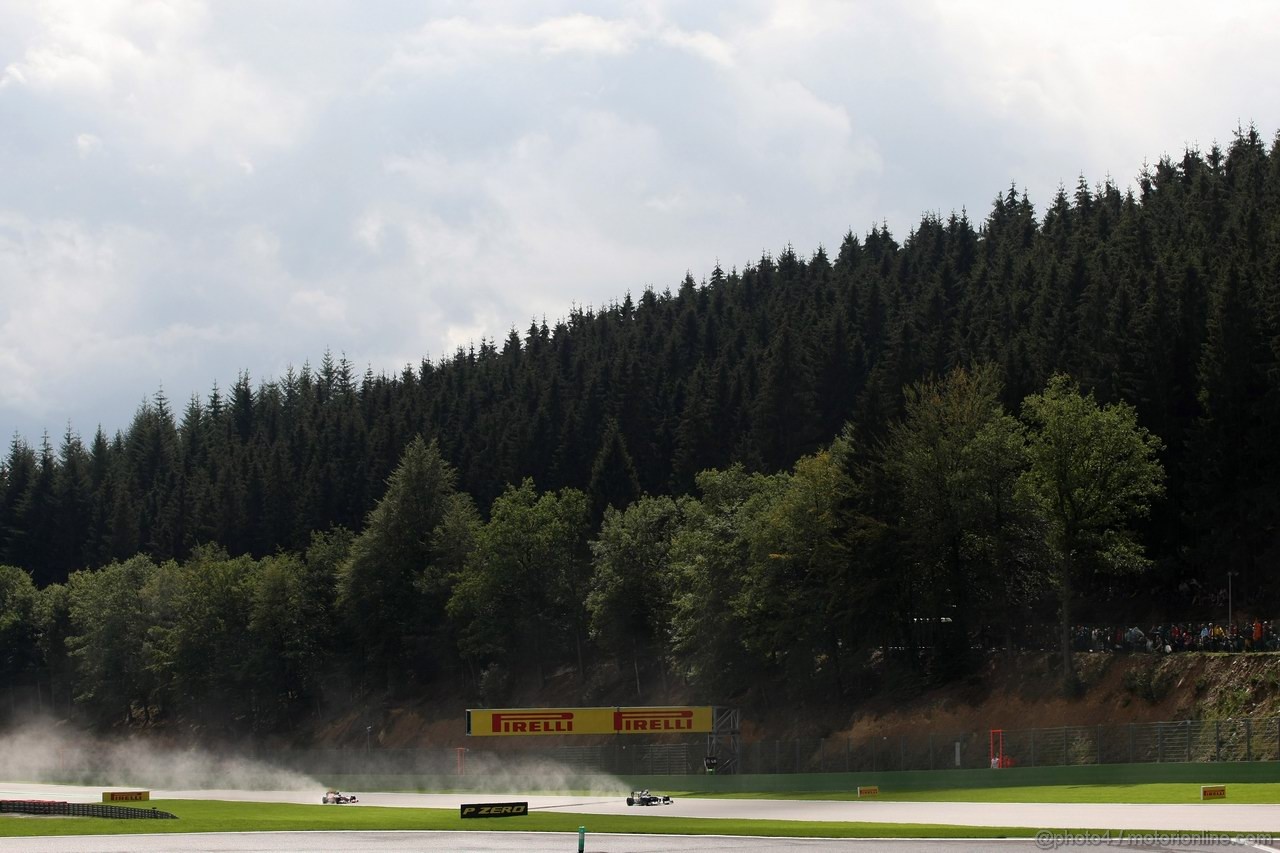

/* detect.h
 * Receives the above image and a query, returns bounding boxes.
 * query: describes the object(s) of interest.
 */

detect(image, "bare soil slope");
[308,653,1280,750]
[827,652,1280,744]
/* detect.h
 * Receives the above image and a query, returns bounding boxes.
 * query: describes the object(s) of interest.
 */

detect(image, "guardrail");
[0,800,177,819]
[744,717,1280,773]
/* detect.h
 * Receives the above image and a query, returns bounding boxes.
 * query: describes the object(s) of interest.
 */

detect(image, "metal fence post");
[1096,726,1102,764]
[1246,719,1253,761]
[1157,724,1163,763]
[846,737,850,772]
[929,733,935,770]
[1215,720,1221,762]
[1063,727,1069,766]
[900,736,906,770]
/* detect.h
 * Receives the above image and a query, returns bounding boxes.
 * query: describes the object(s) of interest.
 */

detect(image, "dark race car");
[626,789,673,806]
[322,790,359,804]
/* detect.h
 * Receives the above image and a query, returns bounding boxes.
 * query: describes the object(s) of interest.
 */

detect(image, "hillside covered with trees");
[2,126,1279,734]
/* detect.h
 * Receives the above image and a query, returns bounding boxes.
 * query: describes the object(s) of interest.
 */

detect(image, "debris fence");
[261,716,1280,777]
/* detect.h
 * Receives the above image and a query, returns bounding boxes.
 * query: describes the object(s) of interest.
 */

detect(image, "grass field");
[0,800,1044,839]
[679,782,1280,804]
[4,781,1274,839]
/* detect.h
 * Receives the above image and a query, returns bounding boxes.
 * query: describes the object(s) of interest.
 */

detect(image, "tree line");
[2,125,1279,727]
[1,369,1160,729]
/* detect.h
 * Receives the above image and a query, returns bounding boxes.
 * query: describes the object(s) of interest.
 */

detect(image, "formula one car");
[322,790,359,804]
[626,789,673,806]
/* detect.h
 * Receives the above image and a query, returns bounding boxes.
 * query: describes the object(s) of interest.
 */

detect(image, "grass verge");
[0,800,1045,839]
[676,782,1280,804]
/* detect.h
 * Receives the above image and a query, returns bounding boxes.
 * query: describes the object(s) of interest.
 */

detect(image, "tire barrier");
[0,800,177,819]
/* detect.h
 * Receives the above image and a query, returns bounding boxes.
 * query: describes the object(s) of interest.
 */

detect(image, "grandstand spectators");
[1064,621,1277,653]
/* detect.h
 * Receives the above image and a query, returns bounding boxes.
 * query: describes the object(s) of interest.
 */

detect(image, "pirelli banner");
[467,706,714,737]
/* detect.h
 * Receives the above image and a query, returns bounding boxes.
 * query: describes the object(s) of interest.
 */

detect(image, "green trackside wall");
[622,761,1280,793]
[323,761,1279,793]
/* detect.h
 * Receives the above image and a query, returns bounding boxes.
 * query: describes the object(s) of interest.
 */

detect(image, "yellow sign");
[857,786,880,797]
[614,707,713,734]
[103,791,149,802]
[467,706,714,736]
[1201,785,1226,800]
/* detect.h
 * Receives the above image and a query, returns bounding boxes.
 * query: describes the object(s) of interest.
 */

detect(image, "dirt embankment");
[826,652,1280,743]
[308,653,1280,750]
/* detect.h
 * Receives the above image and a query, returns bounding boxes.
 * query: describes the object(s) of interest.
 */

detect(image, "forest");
[1,126,1278,733]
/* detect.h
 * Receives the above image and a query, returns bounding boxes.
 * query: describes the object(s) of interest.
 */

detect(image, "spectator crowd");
[1070,620,1279,653]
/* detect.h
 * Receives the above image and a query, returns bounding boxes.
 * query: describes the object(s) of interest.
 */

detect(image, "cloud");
[381,13,638,78]
[2,0,306,161]
[729,75,882,191]
[1,1,1278,441]
[0,213,344,430]
[75,132,102,158]
[532,13,637,55]
[289,289,348,327]
[912,0,1280,191]
[658,27,733,68]
[0,213,158,419]
[379,11,741,79]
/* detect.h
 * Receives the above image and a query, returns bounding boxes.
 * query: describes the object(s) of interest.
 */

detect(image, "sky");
[1,0,1277,445]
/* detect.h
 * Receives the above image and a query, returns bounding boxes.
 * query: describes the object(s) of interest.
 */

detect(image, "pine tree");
[587,418,641,522]
[51,425,93,578]
[337,436,459,686]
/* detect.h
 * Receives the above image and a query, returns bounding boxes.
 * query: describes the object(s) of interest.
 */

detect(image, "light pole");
[1227,571,1238,631]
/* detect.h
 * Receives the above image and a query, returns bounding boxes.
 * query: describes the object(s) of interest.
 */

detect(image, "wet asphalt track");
[2,783,1278,852]
[1,831,1277,852]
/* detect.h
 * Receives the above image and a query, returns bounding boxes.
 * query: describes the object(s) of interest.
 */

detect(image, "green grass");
[677,782,1280,804]
[0,800,1045,839]
[6,781,1275,839]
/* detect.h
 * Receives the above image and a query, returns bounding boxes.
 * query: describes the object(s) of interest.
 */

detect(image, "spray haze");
[0,718,321,791]
[304,745,632,794]
[444,752,629,795]
[0,718,636,796]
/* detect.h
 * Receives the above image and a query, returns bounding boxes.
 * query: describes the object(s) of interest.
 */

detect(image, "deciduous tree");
[1018,374,1164,687]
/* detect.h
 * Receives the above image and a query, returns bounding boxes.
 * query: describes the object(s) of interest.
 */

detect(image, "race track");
[4,782,1277,833]
[0,830,1085,853]
[2,782,1278,852]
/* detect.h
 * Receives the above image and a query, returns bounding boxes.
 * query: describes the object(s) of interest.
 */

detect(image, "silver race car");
[626,789,673,806]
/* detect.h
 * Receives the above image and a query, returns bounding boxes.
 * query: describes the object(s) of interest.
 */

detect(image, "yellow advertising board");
[613,706,714,734]
[467,706,714,737]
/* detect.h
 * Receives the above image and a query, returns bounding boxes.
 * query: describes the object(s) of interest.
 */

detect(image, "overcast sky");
[1,1,1277,444]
